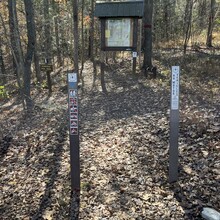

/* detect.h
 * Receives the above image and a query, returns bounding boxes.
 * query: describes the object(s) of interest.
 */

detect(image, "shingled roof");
[94,1,144,18]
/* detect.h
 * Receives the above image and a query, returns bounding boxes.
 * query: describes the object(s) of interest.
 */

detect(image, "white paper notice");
[171,66,180,110]
[68,73,77,82]
[106,19,132,47]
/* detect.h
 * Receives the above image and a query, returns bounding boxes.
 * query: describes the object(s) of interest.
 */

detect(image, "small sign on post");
[40,64,53,72]
[132,51,137,74]
[68,73,80,191]
[40,61,53,94]
[169,66,180,183]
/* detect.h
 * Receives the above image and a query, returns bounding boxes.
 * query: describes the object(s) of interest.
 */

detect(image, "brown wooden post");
[132,18,138,74]
[100,51,107,94]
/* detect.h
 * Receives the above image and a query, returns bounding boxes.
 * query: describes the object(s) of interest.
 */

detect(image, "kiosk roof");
[94,1,144,18]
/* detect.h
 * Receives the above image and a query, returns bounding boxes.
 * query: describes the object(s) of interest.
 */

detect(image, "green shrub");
[0,86,9,99]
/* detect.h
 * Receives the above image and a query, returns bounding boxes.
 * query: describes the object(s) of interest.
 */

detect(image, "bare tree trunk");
[8,0,24,77]
[23,0,36,109]
[72,0,79,76]
[164,0,169,41]
[90,0,97,88]
[143,0,153,71]
[100,51,107,94]
[80,0,85,77]
[80,0,85,91]
[34,49,42,83]
[183,0,193,54]
[43,0,52,95]
[0,36,6,84]
[0,12,15,77]
[8,0,25,108]
[60,18,66,65]
[89,0,95,62]
[52,0,62,67]
[206,0,216,47]
[54,16,62,66]
[198,0,207,30]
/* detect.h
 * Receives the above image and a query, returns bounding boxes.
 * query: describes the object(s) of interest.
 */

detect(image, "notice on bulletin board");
[106,18,133,47]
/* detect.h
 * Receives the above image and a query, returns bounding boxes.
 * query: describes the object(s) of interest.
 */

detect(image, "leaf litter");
[0,51,219,219]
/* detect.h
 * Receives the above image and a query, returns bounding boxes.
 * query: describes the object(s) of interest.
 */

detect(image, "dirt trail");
[0,54,219,219]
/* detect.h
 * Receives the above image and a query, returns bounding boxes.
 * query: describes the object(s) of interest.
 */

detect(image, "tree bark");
[8,0,24,80]
[79,0,85,92]
[89,0,95,61]
[100,51,107,94]
[164,0,169,41]
[43,0,52,95]
[23,0,36,109]
[72,0,79,76]
[34,49,42,83]
[89,0,97,88]
[80,0,85,78]
[8,0,25,108]
[52,0,62,67]
[143,0,153,71]
[0,36,6,84]
[206,0,216,47]
[183,0,193,54]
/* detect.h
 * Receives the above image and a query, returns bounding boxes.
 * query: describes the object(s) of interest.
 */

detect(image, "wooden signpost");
[40,61,53,94]
[169,66,180,183]
[68,72,80,190]
[40,64,53,72]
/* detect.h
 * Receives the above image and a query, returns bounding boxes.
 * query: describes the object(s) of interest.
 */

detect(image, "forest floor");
[0,49,220,220]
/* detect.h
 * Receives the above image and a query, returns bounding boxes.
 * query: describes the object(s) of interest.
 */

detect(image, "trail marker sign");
[169,66,180,183]
[40,64,53,72]
[68,73,80,190]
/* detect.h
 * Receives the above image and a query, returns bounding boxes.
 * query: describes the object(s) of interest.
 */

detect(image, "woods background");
[0,0,219,109]
[0,1,220,219]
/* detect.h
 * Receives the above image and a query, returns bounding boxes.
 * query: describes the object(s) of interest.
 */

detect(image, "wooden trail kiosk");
[94,1,144,74]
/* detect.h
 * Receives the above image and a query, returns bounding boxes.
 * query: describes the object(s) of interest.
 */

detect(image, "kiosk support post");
[132,52,137,74]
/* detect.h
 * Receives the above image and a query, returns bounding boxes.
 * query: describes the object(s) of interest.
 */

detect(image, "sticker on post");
[70,112,78,119]
[68,73,77,82]
[70,127,78,135]
[133,52,137,58]
[70,105,78,113]
[69,98,77,105]
[70,120,78,127]
[69,89,77,97]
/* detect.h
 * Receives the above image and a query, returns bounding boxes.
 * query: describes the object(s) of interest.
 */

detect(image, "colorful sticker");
[70,112,78,119]
[69,89,77,97]
[70,120,78,127]
[68,73,77,82]
[70,127,78,135]
[70,98,77,105]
